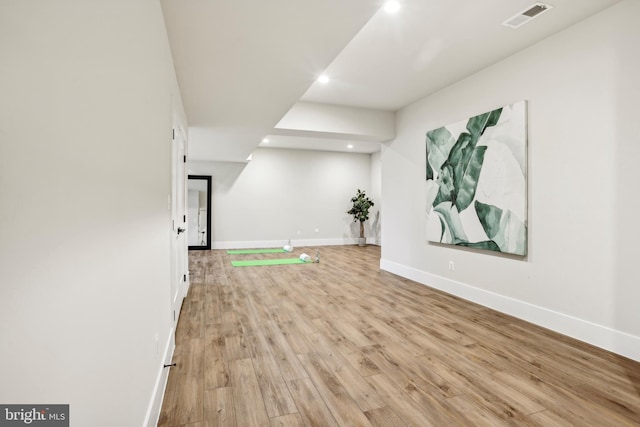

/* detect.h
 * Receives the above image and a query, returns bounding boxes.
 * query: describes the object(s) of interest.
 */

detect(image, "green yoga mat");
[227,248,287,254]
[231,258,312,267]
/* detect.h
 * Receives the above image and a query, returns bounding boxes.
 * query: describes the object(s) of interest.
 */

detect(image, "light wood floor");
[158,245,640,426]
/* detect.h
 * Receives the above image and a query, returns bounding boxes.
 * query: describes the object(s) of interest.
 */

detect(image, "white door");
[170,123,188,330]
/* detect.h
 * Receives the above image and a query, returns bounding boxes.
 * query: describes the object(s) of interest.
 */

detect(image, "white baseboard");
[368,237,381,246]
[144,330,176,427]
[212,237,375,249]
[380,258,640,362]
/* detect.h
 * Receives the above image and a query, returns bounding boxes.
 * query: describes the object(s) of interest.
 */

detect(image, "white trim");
[369,237,381,246]
[380,258,640,362]
[144,329,176,427]
[212,237,368,249]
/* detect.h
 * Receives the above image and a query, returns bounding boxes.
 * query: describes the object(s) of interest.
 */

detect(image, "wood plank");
[306,333,386,412]
[444,394,513,427]
[259,319,309,381]
[268,413,305,427]
[204,282,222,325]
[363,406,407,427]
[276,319,315,355]
[230,358,271,427]
[204,331,229,389]
[342,348,381,377]
[176,300,204,341]
[250,351,298,418]
[286,378,340,427]
[311,318,359,355]
[296,352,374,427]
[363,343,460,400]
[364,373,442,427]
[204,388,235,427]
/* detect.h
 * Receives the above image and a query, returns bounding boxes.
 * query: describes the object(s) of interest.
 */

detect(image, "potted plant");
[347,189,375,246]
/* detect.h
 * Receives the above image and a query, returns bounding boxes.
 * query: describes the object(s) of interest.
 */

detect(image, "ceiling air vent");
[502,2,552,29]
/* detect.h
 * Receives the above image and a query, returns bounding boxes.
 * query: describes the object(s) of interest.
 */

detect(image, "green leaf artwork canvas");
[425,101,527,256]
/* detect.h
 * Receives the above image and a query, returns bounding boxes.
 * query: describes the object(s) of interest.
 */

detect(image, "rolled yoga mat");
[227,248,287,254]
[231,258,312,267]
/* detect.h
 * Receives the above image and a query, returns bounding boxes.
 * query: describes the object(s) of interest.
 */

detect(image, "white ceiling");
[161,0,620,159]
[302,0,620,111]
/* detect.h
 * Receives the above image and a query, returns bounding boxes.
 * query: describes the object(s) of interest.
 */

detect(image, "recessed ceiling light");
[347,144,354,149]
[262,138,269,143]
[318,75,330,84]
[384,1,400,13]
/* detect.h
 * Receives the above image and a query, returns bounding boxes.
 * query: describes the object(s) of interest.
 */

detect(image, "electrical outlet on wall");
[448,261,455,271]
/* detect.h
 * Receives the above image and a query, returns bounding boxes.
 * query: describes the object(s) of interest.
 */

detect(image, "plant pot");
[357,237,366,247]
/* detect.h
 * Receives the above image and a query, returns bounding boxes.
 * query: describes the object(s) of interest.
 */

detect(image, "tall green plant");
[347,189,374,238]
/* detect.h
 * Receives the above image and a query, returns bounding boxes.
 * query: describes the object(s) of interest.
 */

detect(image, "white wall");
[211,147,380,248]
[276,101,396,141]
[0,1,185,425]
[381,0,640,361]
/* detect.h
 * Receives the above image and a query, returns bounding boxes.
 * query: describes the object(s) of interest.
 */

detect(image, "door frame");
[187,174,212,250]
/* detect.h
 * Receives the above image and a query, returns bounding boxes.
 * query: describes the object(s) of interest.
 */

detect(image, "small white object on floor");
[299,253,312,262]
